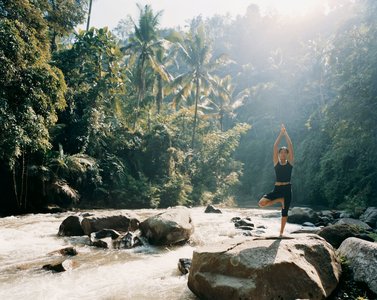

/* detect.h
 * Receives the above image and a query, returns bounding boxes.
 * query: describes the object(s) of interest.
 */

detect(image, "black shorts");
[263,184,292,217]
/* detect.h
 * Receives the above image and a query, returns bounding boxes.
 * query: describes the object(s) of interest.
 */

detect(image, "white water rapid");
[0,207,302,300]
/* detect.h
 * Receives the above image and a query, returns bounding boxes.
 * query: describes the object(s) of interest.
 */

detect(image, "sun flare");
[256,0,325,16]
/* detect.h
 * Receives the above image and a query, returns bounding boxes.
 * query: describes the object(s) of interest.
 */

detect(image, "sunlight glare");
[258,0,325,16]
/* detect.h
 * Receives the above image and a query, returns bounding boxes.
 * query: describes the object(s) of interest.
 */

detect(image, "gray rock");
[359,207,377,228]
[204,205,222,214]
[188,234,341,300]
[335,218,372,231]
[115,232,143,249]
[317,224,373,248]
[338,237,377,294]
[339,211,353,219]
[318,216,333,226]
[178,258,192,275]
[320,210,335,219]
[93,229,121,240]
[140,207,194,245]
[288,207,320,224]
[58,216,84,236]
[234,219,254,228]
[90,239,108,248]
[81,215,140,236]
[58,247,77,256]
[42,261,66,273]
[230,217,241,222]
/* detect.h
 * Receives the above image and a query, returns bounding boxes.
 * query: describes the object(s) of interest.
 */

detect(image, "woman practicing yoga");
[258,124,294,237]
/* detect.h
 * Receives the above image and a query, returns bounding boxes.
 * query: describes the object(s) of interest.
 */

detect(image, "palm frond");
[51,180,79,202]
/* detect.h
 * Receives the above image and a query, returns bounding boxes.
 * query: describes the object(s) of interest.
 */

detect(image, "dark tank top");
[274,161,293,182]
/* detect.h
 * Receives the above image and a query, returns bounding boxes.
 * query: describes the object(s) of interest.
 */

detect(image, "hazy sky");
[79,0,325,30]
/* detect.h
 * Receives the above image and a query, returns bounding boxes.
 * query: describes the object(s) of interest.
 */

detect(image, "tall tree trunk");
[24,158,29,210]
[86,0,93,31]
[156,74,163,114]
[133,55,146,129]
[191,76,200,149]
[50,0,57,52]
[50,30,57,52]
[12,166,19,208]
[220,110,224,131]
[20,152,25,209]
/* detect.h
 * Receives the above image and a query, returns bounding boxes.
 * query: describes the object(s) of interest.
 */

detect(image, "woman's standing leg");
[279,185,292,236]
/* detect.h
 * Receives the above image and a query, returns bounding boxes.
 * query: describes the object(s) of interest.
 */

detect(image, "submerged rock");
[140,207,194,245]
[338,237,377,294]
[188,234,341,300]
[42,262,66,273]
[59,247,77,256]
[178,258,192,275]
[204,205,222,214]
[90,239,108,249]
[42,259,73,273]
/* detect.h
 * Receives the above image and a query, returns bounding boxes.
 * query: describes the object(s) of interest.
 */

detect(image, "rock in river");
[204,205,222,214]
[335,218,372,231]
[140,207,194,245]
[58,216,84,236]
[359,207,377,228]
[287,207,320,224]
[188,234,341,300]
[338,237,377,294]
[81,214,140,236]
[318,224,361,248]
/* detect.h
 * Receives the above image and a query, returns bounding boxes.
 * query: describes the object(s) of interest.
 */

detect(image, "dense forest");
[0,0,376,216]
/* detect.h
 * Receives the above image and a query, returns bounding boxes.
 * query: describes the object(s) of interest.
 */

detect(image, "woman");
[258,124,294,237]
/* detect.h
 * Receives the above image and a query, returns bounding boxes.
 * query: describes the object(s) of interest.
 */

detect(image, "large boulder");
[188,234,341,300]
[58,214,140,237]
[359,207,377,228]
[58,216,84,236]
[335,218,372,231]
[338,237,377,294]
[140,207,194,245]
[287,207,320,224]
[318,224,361,248]
[81,215,140,235]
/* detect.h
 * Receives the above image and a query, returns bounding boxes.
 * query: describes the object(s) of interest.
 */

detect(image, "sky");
[78,0,325,30]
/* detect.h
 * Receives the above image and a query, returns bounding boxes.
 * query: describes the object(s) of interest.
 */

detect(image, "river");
[0,207,302,300]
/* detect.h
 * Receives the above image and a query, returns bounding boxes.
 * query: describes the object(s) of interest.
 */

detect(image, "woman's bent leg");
[258,197,284,209]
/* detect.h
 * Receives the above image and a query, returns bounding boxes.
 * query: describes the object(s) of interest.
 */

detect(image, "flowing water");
[0,207,302,300]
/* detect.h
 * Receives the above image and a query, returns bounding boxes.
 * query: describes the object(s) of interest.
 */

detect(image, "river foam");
[0,207,301,300]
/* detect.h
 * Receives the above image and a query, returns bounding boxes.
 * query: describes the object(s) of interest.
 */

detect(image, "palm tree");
[38,144,97,204]
[172,25,228,149]
[202,75,250,131]
[123,4,170,127]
